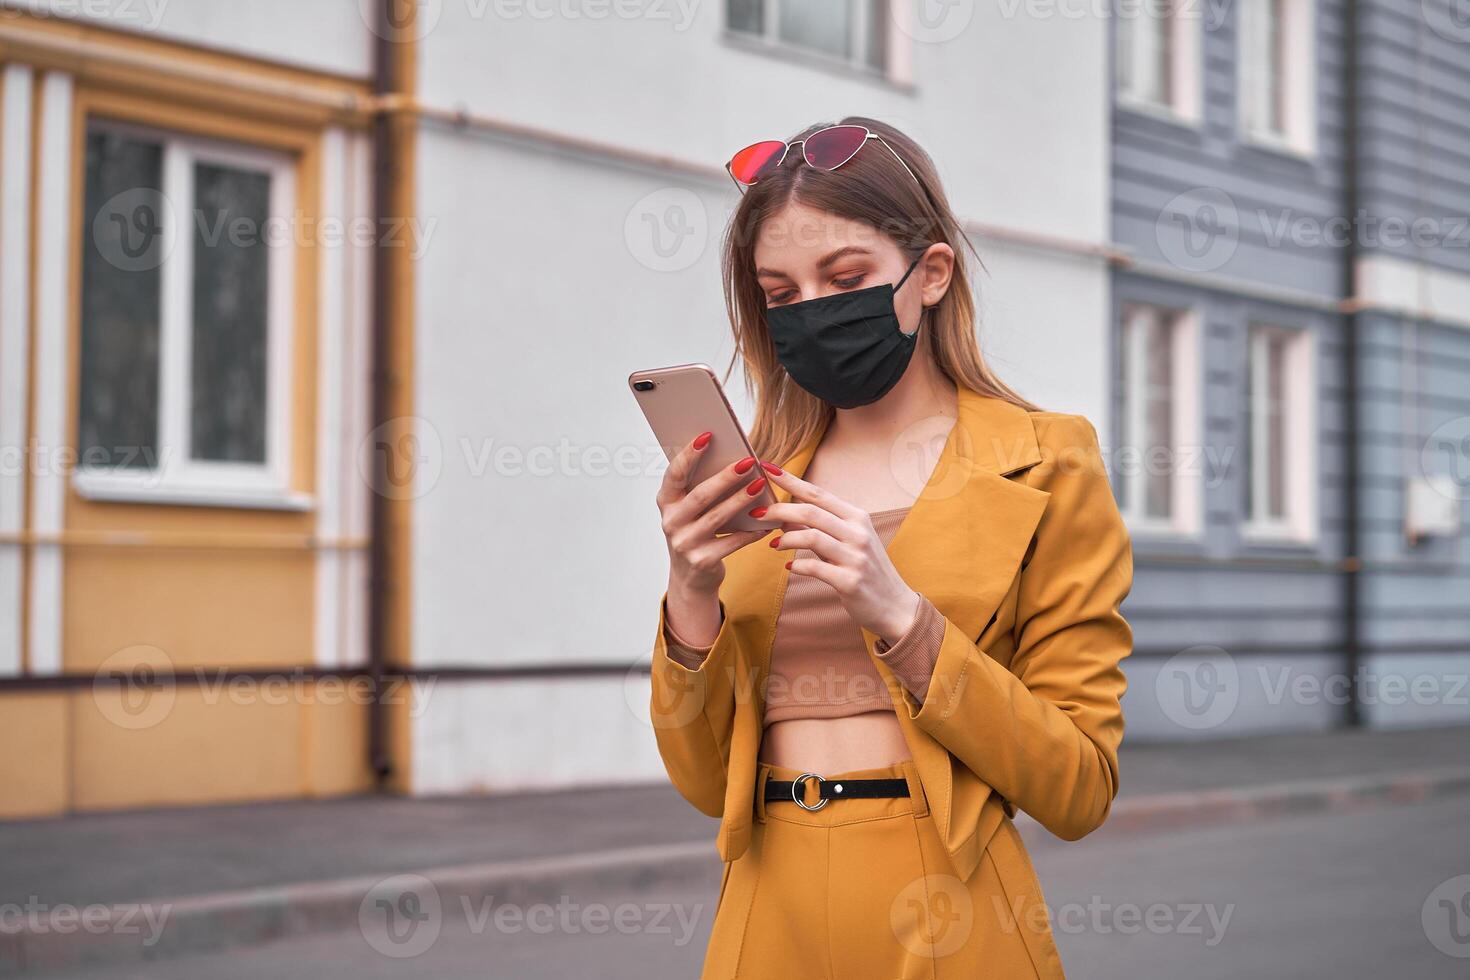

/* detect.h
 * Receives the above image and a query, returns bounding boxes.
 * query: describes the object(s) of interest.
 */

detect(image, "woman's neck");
[824,350,958,451]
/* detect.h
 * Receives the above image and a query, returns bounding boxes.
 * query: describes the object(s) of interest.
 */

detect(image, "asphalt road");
[50,794,1470,979]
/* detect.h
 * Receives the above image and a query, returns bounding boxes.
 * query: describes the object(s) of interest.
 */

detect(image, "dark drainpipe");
[367,0,398,784]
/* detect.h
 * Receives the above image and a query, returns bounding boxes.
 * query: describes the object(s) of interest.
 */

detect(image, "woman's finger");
[706,528,768,561]
[690,472,780,538]
[657,432,709,507]
[669,456,761,525]
[761,465,863,521]
[769,527,848,564]
[756,501,857,543]
[785,556,847,590]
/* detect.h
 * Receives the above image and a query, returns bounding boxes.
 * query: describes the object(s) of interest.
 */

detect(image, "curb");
[1015,764,1470,844]
[6,767,1470,976]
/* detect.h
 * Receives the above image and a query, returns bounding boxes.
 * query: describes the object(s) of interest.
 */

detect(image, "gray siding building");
[1110,0,1470,738]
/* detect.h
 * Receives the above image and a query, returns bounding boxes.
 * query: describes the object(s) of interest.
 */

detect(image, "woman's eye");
[766,291,797,306]
[833,275,865,289]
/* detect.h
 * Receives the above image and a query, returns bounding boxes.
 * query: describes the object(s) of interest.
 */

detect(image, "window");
[1115,0,1201,122]
[76,122,298,507]
[727,0,888,73]
[1243,325,1317,541]
[1118,304,1201,535]
[1238,0,1315,154]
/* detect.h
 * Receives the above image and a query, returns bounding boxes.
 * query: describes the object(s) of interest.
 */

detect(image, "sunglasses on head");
[724,124,922,192]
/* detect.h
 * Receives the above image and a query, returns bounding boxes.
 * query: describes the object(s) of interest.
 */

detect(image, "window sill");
[1237,130,1316,164]
[74,472,314,512]
[1240,522,1319,549]
[720,31,914,95]
[1126,518,1204,543]
[1115,95,1202,131]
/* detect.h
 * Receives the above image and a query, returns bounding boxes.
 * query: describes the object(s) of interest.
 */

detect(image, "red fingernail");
[745,477,767,496]
[761,462,782,476]
[769,535,781,548]
[748,506,768,518]
[785,560,793,570]
[734,456,756,474]
[693,431,712,450]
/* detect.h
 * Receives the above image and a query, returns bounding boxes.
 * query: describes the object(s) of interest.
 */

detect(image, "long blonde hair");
[721,116,1037,464]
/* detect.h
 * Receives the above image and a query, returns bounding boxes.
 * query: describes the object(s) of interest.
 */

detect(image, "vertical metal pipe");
[367,0,396,782]
[1339,0,1363,728]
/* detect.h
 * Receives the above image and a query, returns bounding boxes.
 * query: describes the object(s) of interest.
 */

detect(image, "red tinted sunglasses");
[725,125,921,191]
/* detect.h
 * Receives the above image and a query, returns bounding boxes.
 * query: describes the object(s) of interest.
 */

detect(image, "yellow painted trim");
[0,11,372,128]
[20,69,42,677]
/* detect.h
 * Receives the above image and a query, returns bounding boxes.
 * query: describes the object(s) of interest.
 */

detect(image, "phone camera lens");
[633,380,656,392]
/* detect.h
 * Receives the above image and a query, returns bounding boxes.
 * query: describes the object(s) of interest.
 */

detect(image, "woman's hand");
[761,465,920,645]
[658,433,775,599]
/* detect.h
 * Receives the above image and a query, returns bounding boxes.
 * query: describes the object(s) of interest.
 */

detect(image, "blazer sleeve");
[901,414,1133,841]
[649,594,740,818]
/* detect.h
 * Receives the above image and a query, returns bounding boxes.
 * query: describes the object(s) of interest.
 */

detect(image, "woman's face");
[752,202,953,334]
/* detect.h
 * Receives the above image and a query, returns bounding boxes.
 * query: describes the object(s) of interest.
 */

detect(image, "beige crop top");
[662,507,947,725]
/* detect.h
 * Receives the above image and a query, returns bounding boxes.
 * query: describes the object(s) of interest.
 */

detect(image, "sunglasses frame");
[724,126,923,193]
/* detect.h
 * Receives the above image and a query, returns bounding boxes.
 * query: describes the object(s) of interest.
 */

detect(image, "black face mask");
[765,256,924,409]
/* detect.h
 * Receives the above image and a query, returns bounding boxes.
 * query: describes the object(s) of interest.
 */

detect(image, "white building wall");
[406,3,1113,793]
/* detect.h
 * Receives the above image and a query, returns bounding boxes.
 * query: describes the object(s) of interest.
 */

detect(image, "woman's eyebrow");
[817,245,872,269]
[757,245,874,279]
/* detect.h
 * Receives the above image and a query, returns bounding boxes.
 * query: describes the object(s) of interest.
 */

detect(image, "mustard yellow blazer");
[649,386,1134,884]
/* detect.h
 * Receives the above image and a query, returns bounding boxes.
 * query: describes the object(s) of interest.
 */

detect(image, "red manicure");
[769,536,782,549]
[785,560,793,570]
[745,477,767,496]
[734,456,756,474]
[761,462,783,476]
[748,506,768,518]
[693,431,712,450]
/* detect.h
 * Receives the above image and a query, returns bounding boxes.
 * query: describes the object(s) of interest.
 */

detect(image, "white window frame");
[1115,0,1202,124]
[726,0,897,80]
[1242,324,1318,543]
[1119,303,1203,537]
[73,120,303,511]
[1237,0,1316,156]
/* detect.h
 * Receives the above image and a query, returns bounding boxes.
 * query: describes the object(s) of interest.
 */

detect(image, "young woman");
[649,118,1133,979]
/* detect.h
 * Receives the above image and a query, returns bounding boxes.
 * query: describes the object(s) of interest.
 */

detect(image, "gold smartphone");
[629,363,777,533]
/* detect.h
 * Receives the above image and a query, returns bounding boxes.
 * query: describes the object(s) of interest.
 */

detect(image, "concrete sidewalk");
[3,725,1468,976]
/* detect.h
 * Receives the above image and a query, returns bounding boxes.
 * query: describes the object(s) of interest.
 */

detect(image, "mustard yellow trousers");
[700,760,1066,979]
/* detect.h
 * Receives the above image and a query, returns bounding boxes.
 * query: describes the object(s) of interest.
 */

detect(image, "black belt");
[763,772,909,812]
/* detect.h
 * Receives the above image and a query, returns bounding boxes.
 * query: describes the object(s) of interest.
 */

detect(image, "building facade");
[1112,0,1470,739]
[0,0,1114,816]
[1,0,1463,819]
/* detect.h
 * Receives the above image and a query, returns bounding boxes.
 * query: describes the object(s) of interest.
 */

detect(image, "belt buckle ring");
[791,772,828,811]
